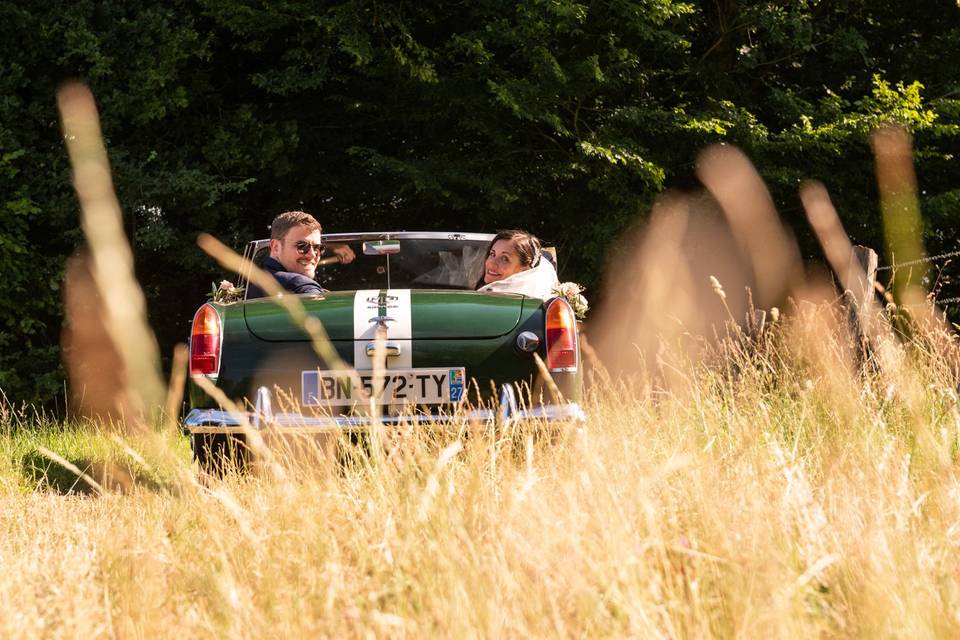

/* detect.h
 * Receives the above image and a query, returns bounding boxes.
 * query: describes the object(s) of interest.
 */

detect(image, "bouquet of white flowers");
[551,281,589,320]
[208,280,245,304]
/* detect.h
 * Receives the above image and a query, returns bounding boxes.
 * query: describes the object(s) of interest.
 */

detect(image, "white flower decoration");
[551,281,589,320]
[209,280,245,304]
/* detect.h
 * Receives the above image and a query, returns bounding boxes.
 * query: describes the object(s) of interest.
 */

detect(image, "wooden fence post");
[845,246,879,365]
[745,308,766,338]
[846,245,878,310]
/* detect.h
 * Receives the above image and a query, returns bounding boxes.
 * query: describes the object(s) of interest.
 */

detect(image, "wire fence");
[875,248,960,272]
[873,246,960,307]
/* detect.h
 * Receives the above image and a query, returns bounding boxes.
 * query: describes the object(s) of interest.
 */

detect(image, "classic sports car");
[185,231,584,467]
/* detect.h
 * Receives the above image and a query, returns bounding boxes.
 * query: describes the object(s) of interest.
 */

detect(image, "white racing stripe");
[353,289,413,369]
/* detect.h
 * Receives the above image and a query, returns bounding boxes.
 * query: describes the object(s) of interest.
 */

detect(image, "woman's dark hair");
[475,229,543,289]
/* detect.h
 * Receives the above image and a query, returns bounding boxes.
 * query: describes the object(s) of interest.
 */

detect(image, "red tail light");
[190,304,221,377]
[545,298,578,371]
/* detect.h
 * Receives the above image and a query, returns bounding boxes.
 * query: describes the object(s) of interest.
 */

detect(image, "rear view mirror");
[363,240,401,255]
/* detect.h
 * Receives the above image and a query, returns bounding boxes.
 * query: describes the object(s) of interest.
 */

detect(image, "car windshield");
[251,237,489,291]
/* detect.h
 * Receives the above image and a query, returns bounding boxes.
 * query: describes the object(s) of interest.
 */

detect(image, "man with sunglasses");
[246,210,355,298]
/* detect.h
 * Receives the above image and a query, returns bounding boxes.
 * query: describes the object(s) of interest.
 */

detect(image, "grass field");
[5,305,960,638]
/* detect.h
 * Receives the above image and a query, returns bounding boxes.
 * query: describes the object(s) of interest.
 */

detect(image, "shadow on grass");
[21,450,168,495]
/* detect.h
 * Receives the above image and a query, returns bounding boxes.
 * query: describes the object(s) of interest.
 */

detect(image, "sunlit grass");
[4,309,960,637]
[0,413,189,495]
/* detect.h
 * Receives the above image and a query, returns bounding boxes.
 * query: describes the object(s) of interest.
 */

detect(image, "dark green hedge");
[2,0,959,406]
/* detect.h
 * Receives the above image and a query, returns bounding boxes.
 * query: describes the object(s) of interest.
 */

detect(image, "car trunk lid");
[243,289,526,342]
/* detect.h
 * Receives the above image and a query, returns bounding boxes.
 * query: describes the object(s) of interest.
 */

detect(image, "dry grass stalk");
[162,344,189,434]
[872,126,926,306]
[57,83,165,426]
[696,144,804,307]
[61,251,135,422]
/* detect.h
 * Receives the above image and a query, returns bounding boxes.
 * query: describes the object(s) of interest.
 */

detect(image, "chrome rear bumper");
[183,386,585,434]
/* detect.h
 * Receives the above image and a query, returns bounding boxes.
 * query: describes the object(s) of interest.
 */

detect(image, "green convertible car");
[184,231,584,464]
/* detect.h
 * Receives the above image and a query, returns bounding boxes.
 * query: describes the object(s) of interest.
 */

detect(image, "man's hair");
[270,210,321,241]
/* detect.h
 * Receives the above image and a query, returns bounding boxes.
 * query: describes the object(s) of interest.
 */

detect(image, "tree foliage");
[2,0,959,405]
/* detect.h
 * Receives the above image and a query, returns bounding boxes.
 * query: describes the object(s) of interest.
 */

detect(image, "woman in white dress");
[475,229,558,299]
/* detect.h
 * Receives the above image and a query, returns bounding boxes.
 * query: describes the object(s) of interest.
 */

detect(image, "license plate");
[302,367,466,407]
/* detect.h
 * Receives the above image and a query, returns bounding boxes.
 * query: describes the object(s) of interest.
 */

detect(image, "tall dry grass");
[5,83,958,638]
[5,316,960,637]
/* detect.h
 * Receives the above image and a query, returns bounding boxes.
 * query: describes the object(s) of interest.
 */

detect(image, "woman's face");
[483,239,530,284]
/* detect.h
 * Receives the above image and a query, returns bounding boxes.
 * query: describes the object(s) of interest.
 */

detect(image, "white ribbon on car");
[476,259,559,299]
[353,289,412,369]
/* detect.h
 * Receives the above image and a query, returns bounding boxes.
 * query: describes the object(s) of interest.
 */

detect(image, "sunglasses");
[294,240,325,256]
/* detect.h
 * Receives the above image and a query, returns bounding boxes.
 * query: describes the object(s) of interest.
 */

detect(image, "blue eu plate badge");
[448,368,464,402]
